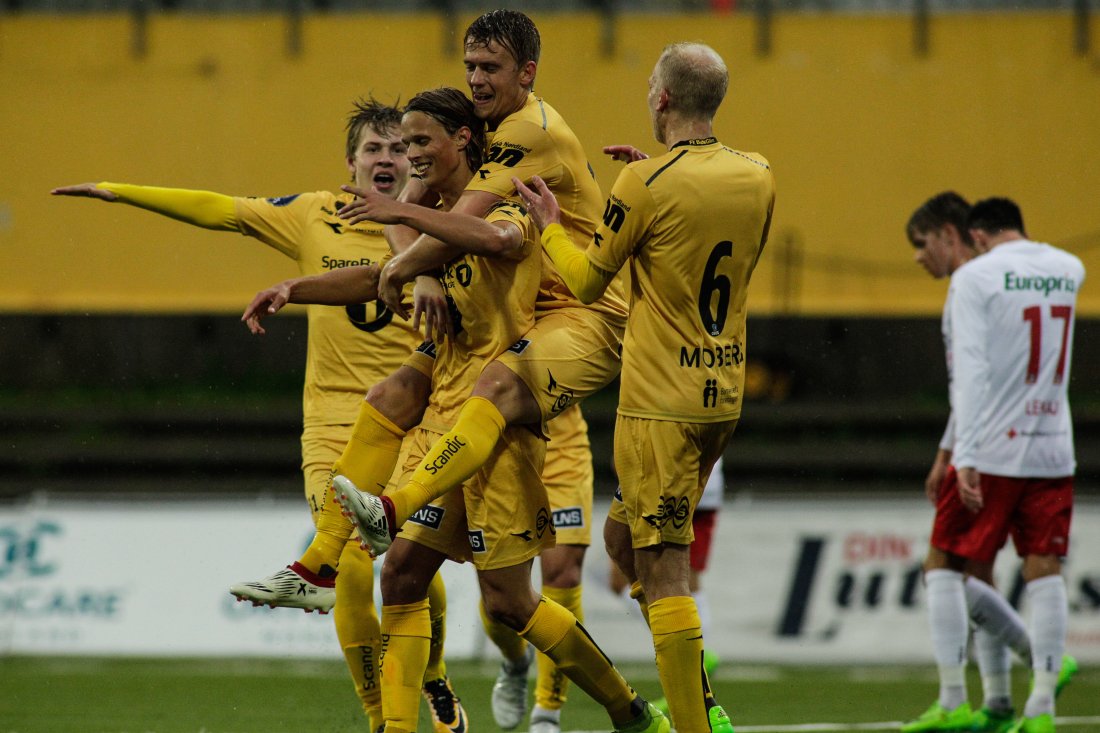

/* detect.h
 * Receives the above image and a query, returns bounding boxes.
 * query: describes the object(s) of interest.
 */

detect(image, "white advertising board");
[2,495,1098,664]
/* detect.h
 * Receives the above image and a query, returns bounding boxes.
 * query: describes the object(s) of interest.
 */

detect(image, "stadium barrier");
[2,496,1097,664]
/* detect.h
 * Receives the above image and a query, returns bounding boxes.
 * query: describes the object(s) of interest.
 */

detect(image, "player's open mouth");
[472,93,492,105]
[412,161,431,178]
[373,172,396,189]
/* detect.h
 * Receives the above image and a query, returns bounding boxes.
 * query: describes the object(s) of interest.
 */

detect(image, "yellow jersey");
[234,191,422,428]
[586,138,774,422]
[419,200,542,432]
[465,94,627,327]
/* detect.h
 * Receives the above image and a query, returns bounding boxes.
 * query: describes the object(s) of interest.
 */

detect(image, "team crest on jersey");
[467,529,487,553]
[407,505,445,530]
[506,339,531,355]
[265,194,301,207]
[416,340,438,359]
[552,506,584,529]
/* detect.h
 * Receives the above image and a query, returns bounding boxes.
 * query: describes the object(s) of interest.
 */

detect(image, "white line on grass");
[564,717,1100,733]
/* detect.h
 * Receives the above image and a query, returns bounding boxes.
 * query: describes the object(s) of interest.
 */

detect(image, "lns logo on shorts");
[407,505,445,530]
[552,506,584,529]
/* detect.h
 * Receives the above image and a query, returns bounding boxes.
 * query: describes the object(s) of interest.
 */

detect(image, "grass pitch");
[0,656,1096,733]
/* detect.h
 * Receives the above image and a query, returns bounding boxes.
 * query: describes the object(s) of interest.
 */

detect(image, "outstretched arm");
[52,182,239,231]
[512,175,614,304]
[242,264,381,335]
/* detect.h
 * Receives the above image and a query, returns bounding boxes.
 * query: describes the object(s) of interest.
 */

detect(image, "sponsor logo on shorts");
[467,529,487,553]
[552,506,585,529]
[510,530,533,542]
[416,340,438,359]
[613,487,623,503]
[545,370,575,414]
[407,505,444,530]
[507,339,531,354]
[535,507,555,538]
[642,496,690,530]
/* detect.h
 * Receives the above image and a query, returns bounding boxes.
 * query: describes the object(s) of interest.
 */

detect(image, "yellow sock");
[300,400,406,574]
[535,585,583,710]
[480,598,530,665]
[650,596,709,733]
[630,581,651,626]
[380,599,432,733]
[424,571,448,682]
[390,397,505,526]
[520,597,637,725]
[334,543,382,728]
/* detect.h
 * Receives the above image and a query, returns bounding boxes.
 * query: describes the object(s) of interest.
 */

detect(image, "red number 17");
[1022,305,1072,384]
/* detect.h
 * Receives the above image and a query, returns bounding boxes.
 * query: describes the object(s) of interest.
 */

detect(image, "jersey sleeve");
[466,119,564,199]
[947,270,991,470]
[233,193,315,260]
[586,165,657,276]
[484,199,539,259]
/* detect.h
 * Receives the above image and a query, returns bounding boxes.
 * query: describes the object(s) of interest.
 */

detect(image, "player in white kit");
[942,198,1082,733]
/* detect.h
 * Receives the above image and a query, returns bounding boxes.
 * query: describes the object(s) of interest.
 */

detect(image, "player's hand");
[338,185,406,225]
[603,145,649,163]
[50,183,118,201]
[242,281,294,335]
[512,175,561,231]
[956,467,983,512]
[924,450,949,503]
[412,276,453,342]
[378,256,412,320]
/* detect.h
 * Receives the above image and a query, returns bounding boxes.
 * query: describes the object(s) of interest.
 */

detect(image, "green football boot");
[970,707,1016,733]
[1006,713,1054,733]
[900,701,975,732]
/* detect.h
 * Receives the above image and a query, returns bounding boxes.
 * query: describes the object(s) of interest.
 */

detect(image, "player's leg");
[613,417,734,733]
[963,561,1020,731]
[422,572,467,733]
[528,544,587,733]
[378,537,448,733]
[334,539,384,731]
[480,562,666,733]
[229,431,341,610]
[1012,475,1074,732]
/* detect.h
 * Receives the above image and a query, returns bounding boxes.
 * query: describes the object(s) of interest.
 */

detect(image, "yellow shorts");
[543,405,593,547]
[608,415,738,549]
[300,425,348,521]
[394,423,554,571]
[496,307,623,426]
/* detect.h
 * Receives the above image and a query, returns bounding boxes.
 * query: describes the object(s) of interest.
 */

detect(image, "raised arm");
[51,182,239,231]
[512,175,614,304]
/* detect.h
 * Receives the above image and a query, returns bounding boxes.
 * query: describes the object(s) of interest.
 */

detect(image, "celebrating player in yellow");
[514,43,775,733]
[50,99,465,733]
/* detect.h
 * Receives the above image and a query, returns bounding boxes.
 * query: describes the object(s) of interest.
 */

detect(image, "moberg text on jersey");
[1004,272,1079,297]
[679,342,744,369]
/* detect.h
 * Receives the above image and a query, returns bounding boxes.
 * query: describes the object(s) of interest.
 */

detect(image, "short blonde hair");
[656,42,728,119]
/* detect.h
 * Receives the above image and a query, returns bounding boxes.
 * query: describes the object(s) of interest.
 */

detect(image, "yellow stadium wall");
[2,11,1099,315]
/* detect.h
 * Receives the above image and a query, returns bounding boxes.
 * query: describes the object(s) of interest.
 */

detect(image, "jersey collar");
[671,136,718,149]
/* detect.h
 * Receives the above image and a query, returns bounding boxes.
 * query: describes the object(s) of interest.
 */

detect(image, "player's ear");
[454,127,472,150]
[519,60,537,88]
[346,156,357,182]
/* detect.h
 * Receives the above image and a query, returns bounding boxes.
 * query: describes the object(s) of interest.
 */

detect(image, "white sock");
[1023,575,1067,717]
[966,575,1032,665]
[973,627,1013,713]
[926,569,969,710]
[693,588,711,640]
[531,705,560,723]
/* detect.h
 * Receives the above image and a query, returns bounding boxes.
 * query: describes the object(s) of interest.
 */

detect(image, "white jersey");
[946,239,1084,477]
[698,456,725,511]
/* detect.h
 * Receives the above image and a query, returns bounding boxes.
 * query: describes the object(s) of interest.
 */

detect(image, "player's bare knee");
[367,367,429,430]
[1022,554,1062,582]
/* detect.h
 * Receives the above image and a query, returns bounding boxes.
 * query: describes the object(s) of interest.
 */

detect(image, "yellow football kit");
[542,137,774,733]
[397,200,552,569]
[464,94,628,421]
